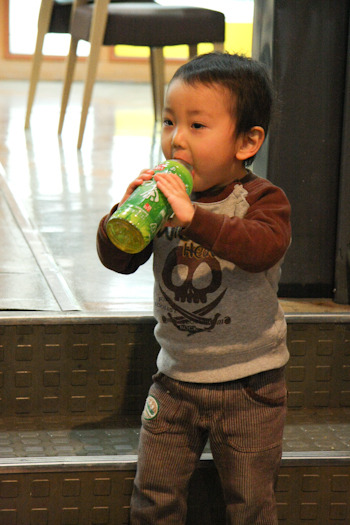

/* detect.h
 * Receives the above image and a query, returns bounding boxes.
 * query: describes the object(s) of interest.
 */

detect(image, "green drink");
[106,160,193,254]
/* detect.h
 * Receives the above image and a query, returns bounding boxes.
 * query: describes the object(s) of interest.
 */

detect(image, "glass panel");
[8,0,89,57]
[8,0,254,58]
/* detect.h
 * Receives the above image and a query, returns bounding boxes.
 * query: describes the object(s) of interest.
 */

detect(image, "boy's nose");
[171,127,186,149]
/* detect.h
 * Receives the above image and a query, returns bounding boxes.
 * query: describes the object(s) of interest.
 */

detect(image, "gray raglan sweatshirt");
[97,171,292,383]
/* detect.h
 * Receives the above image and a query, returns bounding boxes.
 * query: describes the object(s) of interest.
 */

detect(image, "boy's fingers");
[140,169,155,177]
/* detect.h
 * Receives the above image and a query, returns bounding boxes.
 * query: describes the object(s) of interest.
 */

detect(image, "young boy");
[97,52,291,524]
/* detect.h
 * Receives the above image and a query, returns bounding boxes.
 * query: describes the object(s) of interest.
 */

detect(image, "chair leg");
[77,0,110,149]
[77,51,99,149]
[25,0,55,129]
[213,42,225,52]
[188,44,198,60]
[58,37,79,135]
[150,47,165,123]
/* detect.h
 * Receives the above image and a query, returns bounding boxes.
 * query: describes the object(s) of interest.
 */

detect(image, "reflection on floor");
[0,79,350,316]
[0,80,159,314]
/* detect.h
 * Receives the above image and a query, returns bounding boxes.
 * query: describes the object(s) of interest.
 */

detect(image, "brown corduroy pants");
[130,367,287,525]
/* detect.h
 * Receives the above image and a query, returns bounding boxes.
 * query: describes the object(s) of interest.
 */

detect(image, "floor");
[1,79,350,317]
[0,79,159,315]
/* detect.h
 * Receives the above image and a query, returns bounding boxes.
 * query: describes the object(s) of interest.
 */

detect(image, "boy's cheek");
[160,134,171,153]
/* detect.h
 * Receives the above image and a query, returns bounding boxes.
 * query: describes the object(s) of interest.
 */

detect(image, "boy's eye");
[192,122,205,129]
[163,118,173,127]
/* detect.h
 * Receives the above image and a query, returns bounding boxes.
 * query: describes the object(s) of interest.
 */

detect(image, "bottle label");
[107,160,193,253]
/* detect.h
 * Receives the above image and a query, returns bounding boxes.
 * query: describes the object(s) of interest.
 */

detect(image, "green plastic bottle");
[106,159,193,254]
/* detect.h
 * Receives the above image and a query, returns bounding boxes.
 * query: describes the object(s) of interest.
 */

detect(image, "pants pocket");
[241,366,288,407]
[223,367,287,452]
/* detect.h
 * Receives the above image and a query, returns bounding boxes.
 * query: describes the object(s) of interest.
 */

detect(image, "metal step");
[0,314,349,524]
[0,412,349,524]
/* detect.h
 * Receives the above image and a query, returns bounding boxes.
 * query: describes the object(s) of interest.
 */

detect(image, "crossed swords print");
[159,285,228,336]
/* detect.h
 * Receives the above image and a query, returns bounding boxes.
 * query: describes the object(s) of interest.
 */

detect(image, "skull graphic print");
[159,237,230,336]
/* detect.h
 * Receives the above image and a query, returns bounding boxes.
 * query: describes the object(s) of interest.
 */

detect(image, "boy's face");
[161,79,247,192]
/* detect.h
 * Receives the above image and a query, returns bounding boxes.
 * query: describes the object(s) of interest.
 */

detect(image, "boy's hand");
[120,169,154,205]
[154,171,195,228]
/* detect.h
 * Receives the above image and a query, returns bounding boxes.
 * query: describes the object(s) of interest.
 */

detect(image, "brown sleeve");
[96,208,153,274]
[183,180,291,273]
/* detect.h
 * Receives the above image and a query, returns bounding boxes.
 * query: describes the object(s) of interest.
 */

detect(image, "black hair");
[170,52,275,166]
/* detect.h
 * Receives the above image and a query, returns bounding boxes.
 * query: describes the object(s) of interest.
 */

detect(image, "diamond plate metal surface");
[287,323,350,408]
[0,408,349,461]
[0,319,350,524]
[0,321,159,419]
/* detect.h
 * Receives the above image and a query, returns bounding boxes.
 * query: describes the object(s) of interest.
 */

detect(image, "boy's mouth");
[173,156,194,175]
[173,155,190,164]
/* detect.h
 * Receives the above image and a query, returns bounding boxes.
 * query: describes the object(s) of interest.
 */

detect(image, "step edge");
[0,312,350,324]
[1,451,350,473]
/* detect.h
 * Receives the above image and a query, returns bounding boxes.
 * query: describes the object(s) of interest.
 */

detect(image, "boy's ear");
[236,126,265,162]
